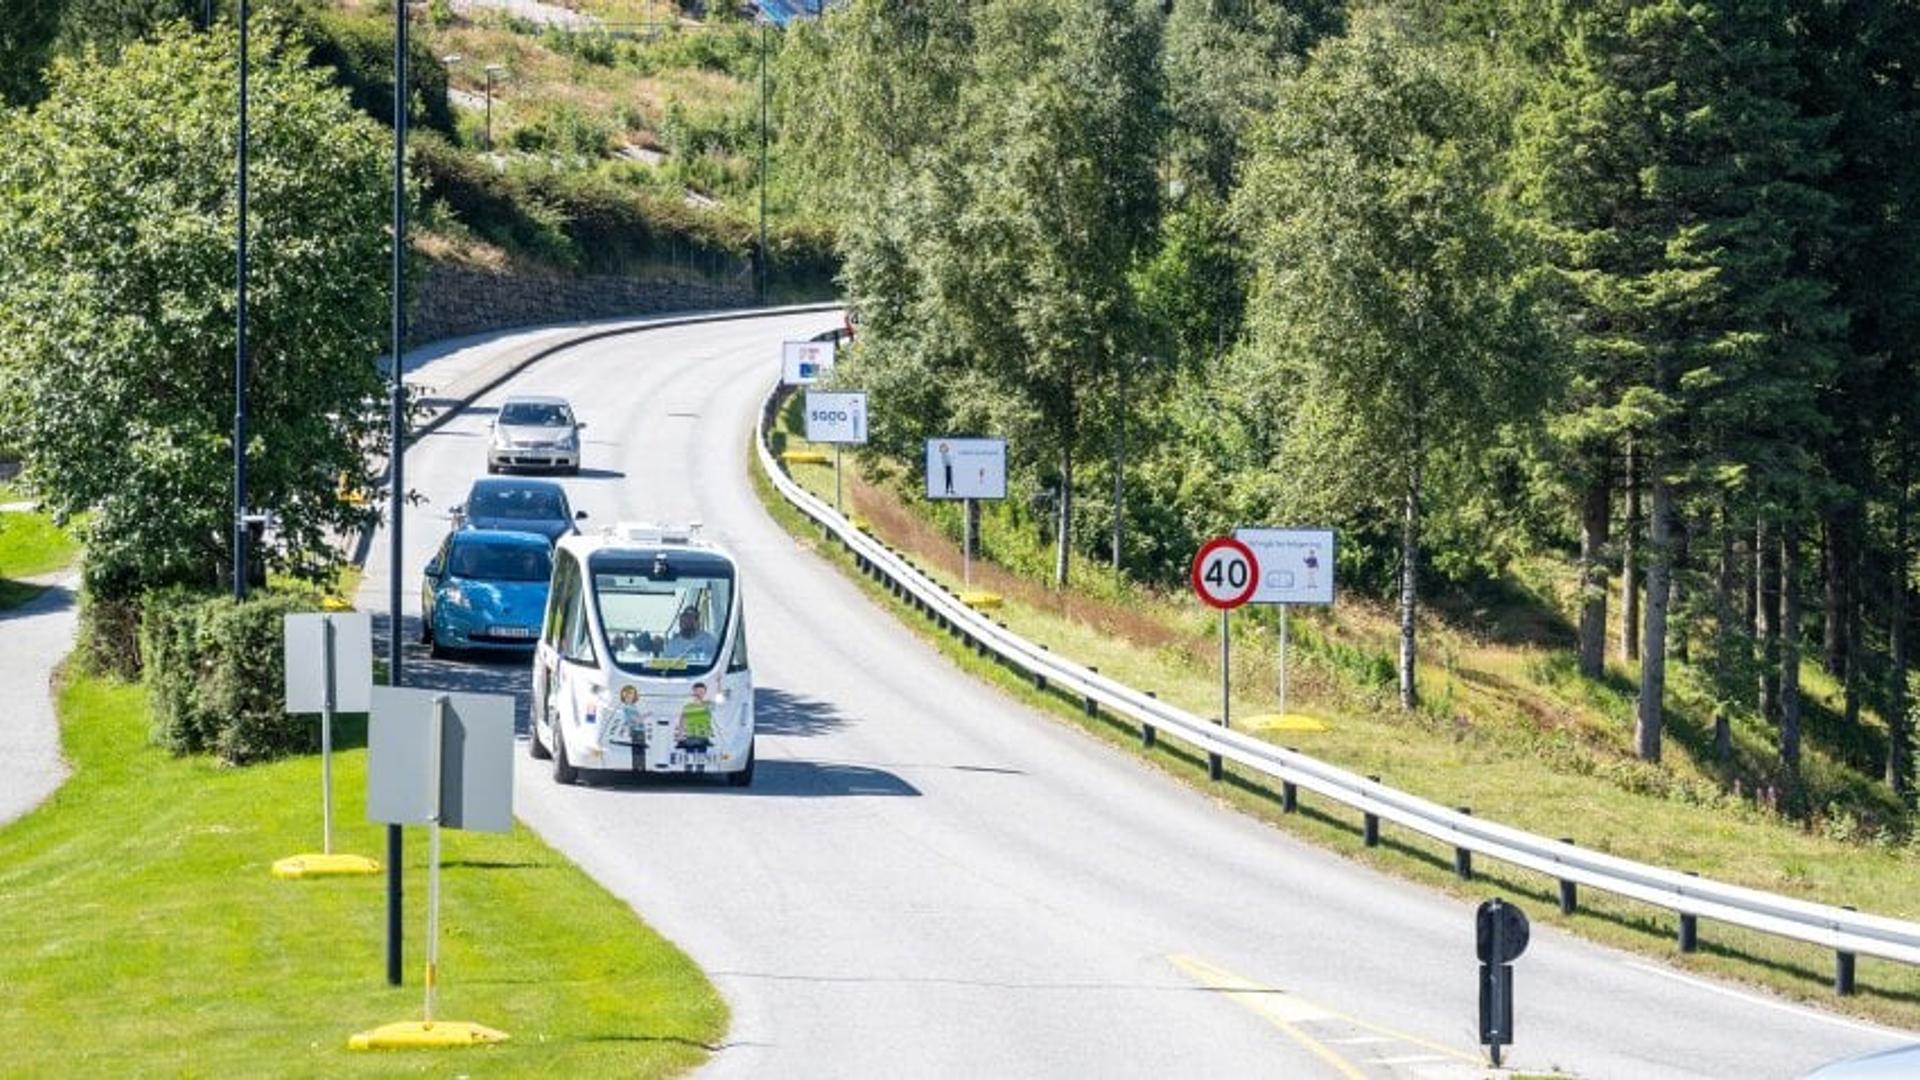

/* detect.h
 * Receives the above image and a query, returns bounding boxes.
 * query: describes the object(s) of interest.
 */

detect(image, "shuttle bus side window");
[563,570,596,665]
[727,610,749,672]
[544,553,574,649]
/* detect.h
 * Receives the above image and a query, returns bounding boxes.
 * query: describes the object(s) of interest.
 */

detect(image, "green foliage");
[0,0,65,105]
[141,588,320,763]
[294,5,456,137]
[0,25,394,603]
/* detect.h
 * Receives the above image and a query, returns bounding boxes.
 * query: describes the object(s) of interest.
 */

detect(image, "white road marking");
[1624,961,1913,1040]
[1365,1054,1453,1065]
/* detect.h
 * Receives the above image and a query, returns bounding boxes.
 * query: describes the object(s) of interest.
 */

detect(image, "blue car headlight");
[442,583,472,610]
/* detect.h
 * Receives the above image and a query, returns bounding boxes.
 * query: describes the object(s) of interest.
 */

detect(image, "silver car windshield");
[500,403,572,426]
[592,570,733,676]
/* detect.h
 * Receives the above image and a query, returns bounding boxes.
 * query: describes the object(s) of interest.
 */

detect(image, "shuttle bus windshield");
[590,552,735,677]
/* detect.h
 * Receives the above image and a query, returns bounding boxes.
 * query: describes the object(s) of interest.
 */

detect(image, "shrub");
[142,589,322,764]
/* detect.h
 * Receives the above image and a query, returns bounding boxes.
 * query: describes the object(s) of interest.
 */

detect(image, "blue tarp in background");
[757,0,830,26]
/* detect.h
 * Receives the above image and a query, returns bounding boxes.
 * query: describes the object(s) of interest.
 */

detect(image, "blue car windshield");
[469,487,565,521]
[449,542,551,582]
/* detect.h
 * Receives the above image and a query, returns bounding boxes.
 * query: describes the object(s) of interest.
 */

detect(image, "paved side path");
[0,574,79,827]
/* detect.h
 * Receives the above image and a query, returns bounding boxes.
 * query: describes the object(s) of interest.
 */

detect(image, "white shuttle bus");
[531,523,755,786]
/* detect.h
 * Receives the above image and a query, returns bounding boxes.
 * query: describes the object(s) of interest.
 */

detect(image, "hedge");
[141,589,324,765]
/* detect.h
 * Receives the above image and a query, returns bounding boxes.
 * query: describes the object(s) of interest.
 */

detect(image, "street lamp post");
[758,17,768,304]
[232,0,251,601]
[387,0,411,989]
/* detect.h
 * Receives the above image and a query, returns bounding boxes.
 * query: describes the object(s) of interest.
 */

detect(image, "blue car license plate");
[489,625,534,639]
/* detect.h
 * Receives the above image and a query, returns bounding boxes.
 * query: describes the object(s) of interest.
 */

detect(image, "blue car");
[421,530,554,658]
[453,477,585,546]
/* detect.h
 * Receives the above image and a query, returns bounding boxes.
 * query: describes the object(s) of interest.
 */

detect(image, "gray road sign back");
[367,686,514,833]
[284,612,373,714]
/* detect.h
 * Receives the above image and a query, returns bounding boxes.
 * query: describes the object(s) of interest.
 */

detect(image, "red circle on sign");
[1191,537,1258,610]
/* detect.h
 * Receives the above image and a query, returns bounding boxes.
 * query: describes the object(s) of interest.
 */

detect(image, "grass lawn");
[0,509,79,609]
[757,397,1920,1028]
[0,668,726,1077]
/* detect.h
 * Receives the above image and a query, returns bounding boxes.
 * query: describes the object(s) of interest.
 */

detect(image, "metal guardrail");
[757,380,1920,993]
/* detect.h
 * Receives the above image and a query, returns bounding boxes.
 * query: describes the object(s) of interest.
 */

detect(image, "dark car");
[452,477,585,545]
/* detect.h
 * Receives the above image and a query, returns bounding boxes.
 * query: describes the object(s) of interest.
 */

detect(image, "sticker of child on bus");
[678,682,714,752]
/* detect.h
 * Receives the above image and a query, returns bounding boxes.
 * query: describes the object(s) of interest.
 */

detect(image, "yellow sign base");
[348,1020,509,1051]
[780,450,830,465]
[271,853,383,879]
[1244,713,1330,733]
[961,591,1004,610]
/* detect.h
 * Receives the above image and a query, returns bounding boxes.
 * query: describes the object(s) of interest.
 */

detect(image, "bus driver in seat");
[662,606,717,662]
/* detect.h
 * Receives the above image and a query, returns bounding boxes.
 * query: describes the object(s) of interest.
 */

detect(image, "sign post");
[1234,528,1336,726]
[925,438,1008,591]
[1475,898,1531,1067]
[352,686,515,1050]
[1192,536,1258,780]
[804,389,868,516]
[276,612,379,879]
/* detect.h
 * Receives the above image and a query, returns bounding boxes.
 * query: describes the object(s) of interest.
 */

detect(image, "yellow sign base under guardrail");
[780,450,830,465]
[960,591,1004,610]
[271,853,382,879]
[348,1020,509,1050]
[1242,713,1330,733]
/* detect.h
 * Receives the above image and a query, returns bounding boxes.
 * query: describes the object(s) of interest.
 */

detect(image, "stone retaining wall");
[407,261,754,345]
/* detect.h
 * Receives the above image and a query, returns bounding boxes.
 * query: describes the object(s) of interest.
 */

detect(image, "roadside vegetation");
[0,666,724,1075]
[786,1,1920,824]
[0,508,79,609]
[764,395,1920,1026]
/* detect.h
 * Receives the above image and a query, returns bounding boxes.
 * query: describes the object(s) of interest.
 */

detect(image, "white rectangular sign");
[804,390,869,445]
[284,612,373,714]
[925,438,1007,501]
[367,686,515,833]
[781,340,836,385]
[1234,527,1336,605]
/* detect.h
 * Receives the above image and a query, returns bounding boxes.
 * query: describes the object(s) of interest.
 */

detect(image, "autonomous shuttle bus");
[532,523,754,786]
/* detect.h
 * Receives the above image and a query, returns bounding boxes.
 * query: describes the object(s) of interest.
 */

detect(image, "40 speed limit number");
[1191,537,1258,610]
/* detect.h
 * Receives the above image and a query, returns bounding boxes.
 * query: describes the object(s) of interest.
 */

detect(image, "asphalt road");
[0,575,76,827]
[355,312,1912,1078]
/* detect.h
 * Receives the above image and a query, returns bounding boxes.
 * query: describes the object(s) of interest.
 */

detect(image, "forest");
[773,0,1920,794]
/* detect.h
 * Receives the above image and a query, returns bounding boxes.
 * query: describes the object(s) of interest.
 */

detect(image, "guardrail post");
[1558,839,1577,915]
[1281,748,1298,812]
[1837,906,1857,996]
[1454,807,1473,880]
[1677,871,1700,953]
[1363,776,1381,846]
[1142,691,1158,749]
[1084,667,1099,717]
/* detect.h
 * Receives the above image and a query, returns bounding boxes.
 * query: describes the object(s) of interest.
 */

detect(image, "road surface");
[356,312,1911,1078]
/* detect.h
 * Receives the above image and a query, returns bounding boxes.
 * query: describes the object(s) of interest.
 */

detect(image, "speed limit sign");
[1192,537,1259,610]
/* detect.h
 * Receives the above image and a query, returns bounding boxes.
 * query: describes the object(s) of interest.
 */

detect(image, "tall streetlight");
[386,0,411,988]
[232,0,251,600]
[757,15,768,304]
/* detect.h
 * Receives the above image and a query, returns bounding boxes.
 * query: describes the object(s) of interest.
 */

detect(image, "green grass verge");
[751,410,1920,1028]
[0,667,726,1077]
[0,508,79,610]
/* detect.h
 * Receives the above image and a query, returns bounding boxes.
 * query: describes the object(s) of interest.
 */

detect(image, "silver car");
[488,395,583,475]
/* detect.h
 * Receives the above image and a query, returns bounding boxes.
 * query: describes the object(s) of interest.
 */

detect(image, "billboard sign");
[925,438,1007,501]
[1233,527,1336,605]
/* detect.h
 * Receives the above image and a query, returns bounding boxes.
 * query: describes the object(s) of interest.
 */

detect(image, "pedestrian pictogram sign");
[1192,537,1259,610]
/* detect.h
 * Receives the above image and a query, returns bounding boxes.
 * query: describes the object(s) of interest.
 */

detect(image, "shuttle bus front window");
[591,555,734,677]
